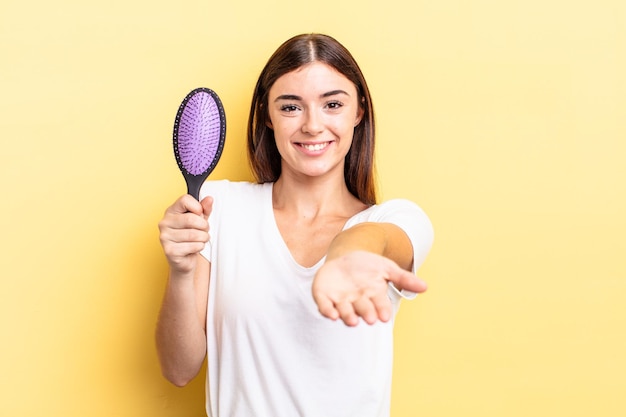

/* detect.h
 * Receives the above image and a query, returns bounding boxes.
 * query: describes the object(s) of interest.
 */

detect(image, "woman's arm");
[312,222,427,326]
[155,195,212,386]
[327,222,415,270]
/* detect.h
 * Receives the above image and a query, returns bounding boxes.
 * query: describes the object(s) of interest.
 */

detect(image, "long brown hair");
[247,33,377,205]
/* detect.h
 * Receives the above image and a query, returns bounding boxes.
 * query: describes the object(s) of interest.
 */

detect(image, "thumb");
[200,196,214,220]
[386,265,428,294]
[173,194,203,215]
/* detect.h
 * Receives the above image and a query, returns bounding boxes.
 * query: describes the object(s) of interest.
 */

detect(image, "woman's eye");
[280,105,299,112]
[326,101,343,110]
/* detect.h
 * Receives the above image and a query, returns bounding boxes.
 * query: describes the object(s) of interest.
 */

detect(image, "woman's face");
[266,61,363,181]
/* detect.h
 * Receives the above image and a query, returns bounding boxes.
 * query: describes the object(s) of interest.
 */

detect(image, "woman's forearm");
[155,256,209,387]
[327,222,414,270]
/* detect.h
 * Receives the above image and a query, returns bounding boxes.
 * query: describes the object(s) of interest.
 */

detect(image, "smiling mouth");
[298,141,331,151]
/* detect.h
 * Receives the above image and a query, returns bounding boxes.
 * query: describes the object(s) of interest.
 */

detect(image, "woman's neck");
[272,173,365,219]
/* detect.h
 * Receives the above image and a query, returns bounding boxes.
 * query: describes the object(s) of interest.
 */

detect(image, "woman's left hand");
[312,251,427,326]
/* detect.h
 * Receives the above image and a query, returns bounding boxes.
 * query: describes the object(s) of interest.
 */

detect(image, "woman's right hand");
[158,194,213,275]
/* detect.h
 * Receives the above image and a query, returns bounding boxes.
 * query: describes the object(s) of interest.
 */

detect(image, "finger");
[386,266,427,294]
[180,212,210,232]
[160,226,208,249]
[168,228,209,244]
[200,196,214,220]
[313,292,339,321]
[165,241,207,259]
[352,297,378,325]
[335,301,359,327]
[171,194,204,216]
[161,212,208,234]
[371,292,393,323]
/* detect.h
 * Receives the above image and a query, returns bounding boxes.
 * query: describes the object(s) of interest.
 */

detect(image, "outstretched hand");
[312,251,427,326]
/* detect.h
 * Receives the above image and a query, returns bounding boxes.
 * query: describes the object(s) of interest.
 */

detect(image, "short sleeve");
[369,199,434,273]
[347,199,434,303]
[198,180,230,262]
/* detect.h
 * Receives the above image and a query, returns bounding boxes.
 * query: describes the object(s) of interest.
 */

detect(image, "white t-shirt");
[199,180,433,417]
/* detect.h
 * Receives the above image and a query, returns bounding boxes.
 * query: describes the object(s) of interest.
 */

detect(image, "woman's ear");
[355,100,365,127]
[259,102,273,129]
[264,105,274,129]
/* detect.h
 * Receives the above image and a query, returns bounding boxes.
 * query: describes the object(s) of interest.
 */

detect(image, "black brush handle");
[185,174,205,200]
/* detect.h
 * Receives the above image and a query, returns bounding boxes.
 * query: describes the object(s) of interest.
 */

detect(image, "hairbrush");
[173,87,226,199]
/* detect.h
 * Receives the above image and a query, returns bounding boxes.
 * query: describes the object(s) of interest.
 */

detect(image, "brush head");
[173,87,226,199]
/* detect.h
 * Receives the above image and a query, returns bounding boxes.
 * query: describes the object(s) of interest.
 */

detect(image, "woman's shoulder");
[348,198,434,265]
[353,198,429,221]
[346,197,433,239]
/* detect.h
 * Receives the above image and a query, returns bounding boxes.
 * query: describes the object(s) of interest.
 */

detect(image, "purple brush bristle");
[173,87,226,199]
[177,91,223,175]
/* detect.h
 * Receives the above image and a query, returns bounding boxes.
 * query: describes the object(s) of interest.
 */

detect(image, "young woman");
[156,33,434,417]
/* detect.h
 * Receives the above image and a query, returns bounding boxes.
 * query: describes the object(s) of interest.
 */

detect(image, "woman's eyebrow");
[275,94,302,101]
[321,89,349,98]
[274,90,350,102]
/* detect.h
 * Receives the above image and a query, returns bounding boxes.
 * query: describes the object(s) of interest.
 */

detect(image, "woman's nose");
[301,109,324,135]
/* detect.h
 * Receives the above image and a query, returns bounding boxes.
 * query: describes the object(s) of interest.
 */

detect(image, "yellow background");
[1,0,624,416]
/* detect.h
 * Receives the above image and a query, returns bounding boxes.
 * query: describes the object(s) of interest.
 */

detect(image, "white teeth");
[301,142,329,151]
